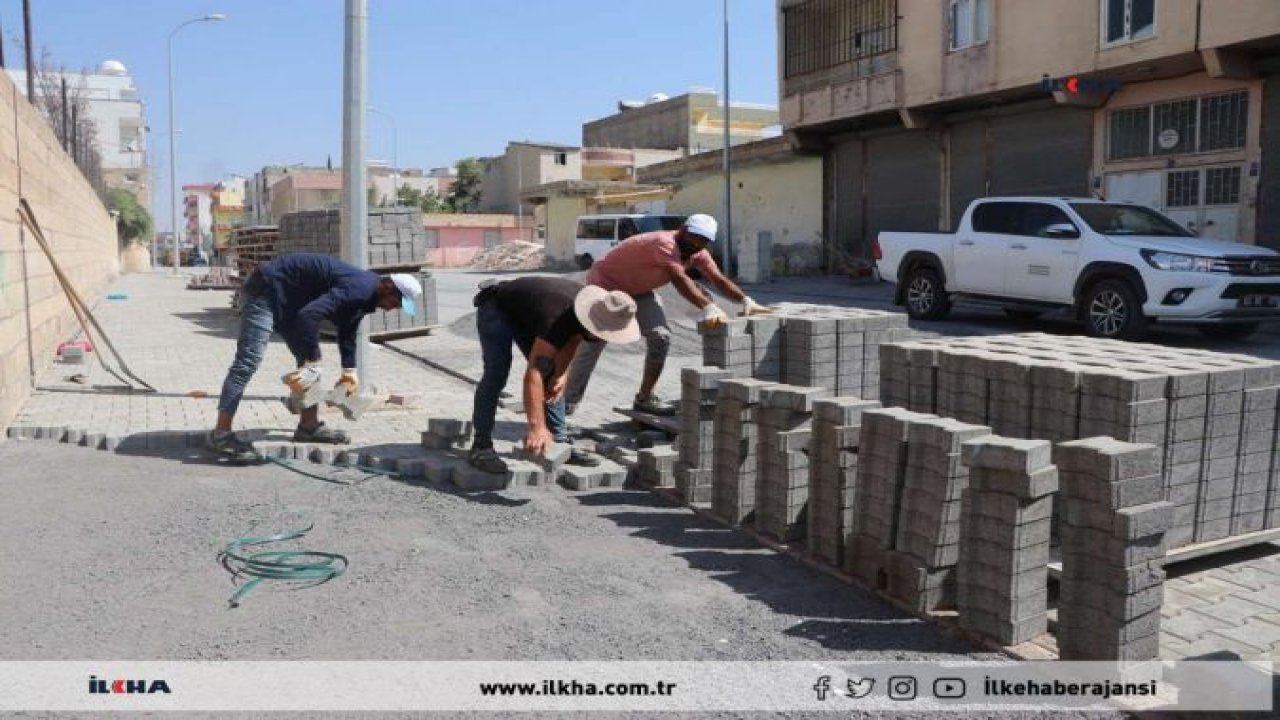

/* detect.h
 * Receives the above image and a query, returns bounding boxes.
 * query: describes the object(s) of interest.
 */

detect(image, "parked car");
[574,213,686,270]
[875,197,1280,340]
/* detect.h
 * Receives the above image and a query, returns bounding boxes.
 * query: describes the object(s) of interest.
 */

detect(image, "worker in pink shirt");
[564,213,771,416]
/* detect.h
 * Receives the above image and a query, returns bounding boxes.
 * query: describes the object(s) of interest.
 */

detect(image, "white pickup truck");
[875,197,1280,340]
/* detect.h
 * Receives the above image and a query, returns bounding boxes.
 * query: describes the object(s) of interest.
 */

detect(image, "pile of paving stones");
[700,305,913,400]
[711,378,776,525]
[673,367,733,507]
[1055,437,1171,661]
[753,385,827,542]
[806,397,880,567]
[882,333,1280,548]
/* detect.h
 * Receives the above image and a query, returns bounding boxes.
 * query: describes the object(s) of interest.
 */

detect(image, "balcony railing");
[782,0,898,79]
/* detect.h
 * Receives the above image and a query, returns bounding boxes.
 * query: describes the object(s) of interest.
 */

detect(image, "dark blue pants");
[471,300,568,449]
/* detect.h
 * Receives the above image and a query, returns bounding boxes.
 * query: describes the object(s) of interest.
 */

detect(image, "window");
[1103,0,1155,45]
[971,202,1020,234]
[949,0,989,50]
[1204,166,1242,205]
[618,218,640,240]
[782,0,899,78]
[1019,204,1074,237]
[554,152,568,166]
[1106,91,1249,161]
[1070,203,1193,237]
[1166,170,1200,208]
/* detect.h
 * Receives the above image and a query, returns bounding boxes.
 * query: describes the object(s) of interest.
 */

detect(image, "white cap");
[683,213,718,243]
[389,273,423,317]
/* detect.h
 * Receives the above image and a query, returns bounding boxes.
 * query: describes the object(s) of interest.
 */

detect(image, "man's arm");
[699,261,747,304]
[667,265,714,309]
[294,289,350,364]
[522,338,560,454]
[335,316,363,369]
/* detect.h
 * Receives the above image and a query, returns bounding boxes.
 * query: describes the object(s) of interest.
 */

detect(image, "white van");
[574,214,686,269]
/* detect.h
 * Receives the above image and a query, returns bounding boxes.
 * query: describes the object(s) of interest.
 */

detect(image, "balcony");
[780,0,901,130]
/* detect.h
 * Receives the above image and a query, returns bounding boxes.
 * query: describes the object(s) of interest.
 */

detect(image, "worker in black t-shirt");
[468,276,641,474]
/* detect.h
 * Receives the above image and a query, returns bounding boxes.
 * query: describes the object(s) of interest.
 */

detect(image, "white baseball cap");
[683,213,718,243]
[389,273,423,317]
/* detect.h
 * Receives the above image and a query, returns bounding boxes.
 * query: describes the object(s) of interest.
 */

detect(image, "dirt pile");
[468,241,546,271]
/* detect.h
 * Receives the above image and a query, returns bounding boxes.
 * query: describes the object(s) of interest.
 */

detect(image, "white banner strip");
[0,661,1270,712]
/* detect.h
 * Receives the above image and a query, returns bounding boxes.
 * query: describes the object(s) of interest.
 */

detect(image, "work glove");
[740,296,775,316]
[697,303,729,330]
[281,364,322,395]
[335,369,359,397]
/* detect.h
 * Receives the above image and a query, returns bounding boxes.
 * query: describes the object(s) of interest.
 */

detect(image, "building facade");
[244,165,330,225]
[583,90,780,155]
[211,176,249,250]
[478,141,582,217]
[778,0,1280,261]
[182,183,216,259]
[8,60,151,209]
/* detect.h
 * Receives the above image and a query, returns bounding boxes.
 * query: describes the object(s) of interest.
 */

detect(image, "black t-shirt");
[491,276,586,350]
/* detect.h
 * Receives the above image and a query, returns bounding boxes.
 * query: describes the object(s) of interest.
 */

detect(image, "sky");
[1,0,781,232]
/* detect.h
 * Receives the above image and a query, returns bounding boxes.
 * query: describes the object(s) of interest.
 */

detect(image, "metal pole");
[1,21,8,69]
[168,15,225,274]
[721,0,732,276]
[60,78,68,149]
[22,0,34,99]
[516,148,523,236]
[342,0,370,384]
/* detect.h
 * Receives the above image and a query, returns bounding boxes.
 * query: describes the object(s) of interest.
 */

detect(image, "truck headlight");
[1140,250,1216,272]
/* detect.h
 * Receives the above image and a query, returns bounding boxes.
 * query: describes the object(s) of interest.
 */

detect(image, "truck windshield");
[636,215,687,232]
[1069,203,1194,238]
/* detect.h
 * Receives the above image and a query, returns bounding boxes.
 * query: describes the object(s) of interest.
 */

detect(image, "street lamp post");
[368,106,398,205]
[167,13,224,275]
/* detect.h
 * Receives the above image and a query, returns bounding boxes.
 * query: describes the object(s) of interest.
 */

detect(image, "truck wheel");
[1082,279,1147,341]
[576,254,594,270]
[904,266,951,320]
[1197,323,1260,341]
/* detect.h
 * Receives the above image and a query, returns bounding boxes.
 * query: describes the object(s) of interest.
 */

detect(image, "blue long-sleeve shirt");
[257,253,380,368]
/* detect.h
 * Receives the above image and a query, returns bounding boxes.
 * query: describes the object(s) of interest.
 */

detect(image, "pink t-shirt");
[586,230,716,295]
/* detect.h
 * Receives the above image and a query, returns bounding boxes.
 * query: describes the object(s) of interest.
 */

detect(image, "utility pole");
[721,0,733,276]
[22,0,34,99]
[342,0,370,385]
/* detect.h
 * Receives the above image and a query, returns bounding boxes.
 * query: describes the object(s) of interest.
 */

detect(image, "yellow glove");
[698,303,729,330]
[282,364,322,395]
[335,369,359,397]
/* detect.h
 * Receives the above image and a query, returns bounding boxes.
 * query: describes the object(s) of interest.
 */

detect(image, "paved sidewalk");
[4,268,1280,663]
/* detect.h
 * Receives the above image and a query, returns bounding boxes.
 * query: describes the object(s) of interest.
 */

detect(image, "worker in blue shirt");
[208,253,423,462]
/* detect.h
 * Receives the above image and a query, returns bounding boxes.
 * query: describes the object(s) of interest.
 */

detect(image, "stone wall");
[0,73,118,431]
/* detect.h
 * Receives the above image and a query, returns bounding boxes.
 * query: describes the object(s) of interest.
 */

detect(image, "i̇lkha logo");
[90,675,172,694]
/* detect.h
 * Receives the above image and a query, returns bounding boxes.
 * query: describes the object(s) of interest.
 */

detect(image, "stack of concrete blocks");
[807,397,882,567]
[711,378,777,525]
[700,319,753,378]
[1054,437,1171,661]
[845,407,938,589]
[276,208,439,330]
[421,418,472,449]
[885,417,993,613]
[957,436,1057,646]
[637,445,679,488]
[880,333,1280,551]
[753,385,829,542]
[675,366,735,507]
[698,304,911,399]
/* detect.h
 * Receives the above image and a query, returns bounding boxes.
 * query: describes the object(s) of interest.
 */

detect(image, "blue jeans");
[217,289,304,417]
[471,300,568,449]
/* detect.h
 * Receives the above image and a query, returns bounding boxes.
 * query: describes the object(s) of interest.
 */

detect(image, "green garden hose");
[221,521,349,608]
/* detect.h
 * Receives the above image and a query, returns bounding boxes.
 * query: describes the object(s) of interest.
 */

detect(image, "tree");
[447,157,483,213]
[106,188,153,245]
[396,183,425,208]
[419,188,450,214]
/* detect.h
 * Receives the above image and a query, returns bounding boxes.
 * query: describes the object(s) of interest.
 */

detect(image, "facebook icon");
[813,676,832,701]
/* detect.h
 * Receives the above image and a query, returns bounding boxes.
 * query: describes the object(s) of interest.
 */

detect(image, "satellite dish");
[100,60,128,76]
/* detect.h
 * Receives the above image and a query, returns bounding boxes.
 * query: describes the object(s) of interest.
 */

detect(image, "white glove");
[740,296,773,316]
[698,303,729,329]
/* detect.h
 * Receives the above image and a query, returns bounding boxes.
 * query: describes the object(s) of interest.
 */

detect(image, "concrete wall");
[544,196,589,262]
[0,72,117,431]
[664,156,823,280]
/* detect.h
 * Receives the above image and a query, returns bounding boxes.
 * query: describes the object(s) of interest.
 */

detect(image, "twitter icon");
[846,677,875,699]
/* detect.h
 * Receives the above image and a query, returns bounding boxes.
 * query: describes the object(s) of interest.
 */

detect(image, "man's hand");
[524,426,555,456]
[282,364,322,395]
[335,369,359,397]
[741,297,775,316]
[546,373,568,403]
[698,303,729,330]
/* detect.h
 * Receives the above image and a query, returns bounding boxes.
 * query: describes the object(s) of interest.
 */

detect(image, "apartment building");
[778,0,1280,260]
[584,89,780,154]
